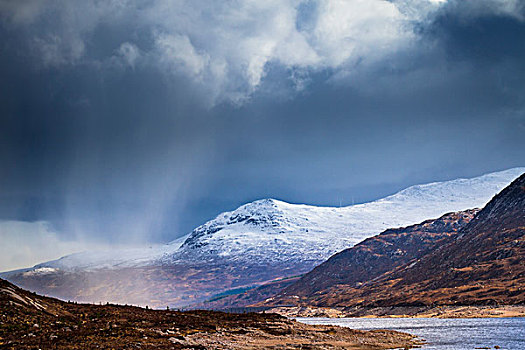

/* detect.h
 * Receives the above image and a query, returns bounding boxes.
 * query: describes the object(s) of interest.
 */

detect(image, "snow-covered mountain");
[169,167,525,265]
[16,167,525,272]
[2,168,524,307]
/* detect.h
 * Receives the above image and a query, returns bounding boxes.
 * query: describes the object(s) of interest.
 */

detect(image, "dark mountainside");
[0,278,420,349]
[272,209,478,302]
[263,172,525,308]
[204,209,477,310]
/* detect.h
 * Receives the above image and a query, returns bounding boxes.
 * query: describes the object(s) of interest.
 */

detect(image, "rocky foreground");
[0,278,421,349]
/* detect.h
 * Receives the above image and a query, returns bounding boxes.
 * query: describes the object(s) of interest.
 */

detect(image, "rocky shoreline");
[169,320,424,349]
[268,305,525,319]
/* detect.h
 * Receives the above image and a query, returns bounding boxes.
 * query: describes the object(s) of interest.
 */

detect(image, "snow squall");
[18,167,525,274]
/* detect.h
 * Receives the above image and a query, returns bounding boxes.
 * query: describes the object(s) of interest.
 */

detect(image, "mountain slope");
[2,168,523,308]
[267,172,525,308]
[262,209,479,307]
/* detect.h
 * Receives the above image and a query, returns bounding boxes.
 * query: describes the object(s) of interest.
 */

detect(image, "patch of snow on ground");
[22,267,59,276]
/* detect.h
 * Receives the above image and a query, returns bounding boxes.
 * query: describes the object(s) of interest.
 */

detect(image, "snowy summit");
[11,167,525,274]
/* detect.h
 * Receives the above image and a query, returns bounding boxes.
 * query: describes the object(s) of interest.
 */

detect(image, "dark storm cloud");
[0,18,220,243]
[0,0,524,269]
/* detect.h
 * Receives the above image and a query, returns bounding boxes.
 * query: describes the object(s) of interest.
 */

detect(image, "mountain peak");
[171,168,524,265]
[235,197,283,213]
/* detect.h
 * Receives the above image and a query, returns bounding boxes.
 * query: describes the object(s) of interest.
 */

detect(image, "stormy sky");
[1,0,524,270]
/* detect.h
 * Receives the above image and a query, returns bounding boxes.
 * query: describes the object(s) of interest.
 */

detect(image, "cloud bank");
[2,0,523,104]
[0,0,448,104]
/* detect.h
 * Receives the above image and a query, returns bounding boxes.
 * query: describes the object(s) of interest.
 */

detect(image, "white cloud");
[310,0,412,67]
[145,0,418,103]
[156,34,209,78]
[117,42,141,68]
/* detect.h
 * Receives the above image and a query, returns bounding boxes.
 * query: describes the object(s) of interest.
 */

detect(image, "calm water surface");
[296,317,525,350]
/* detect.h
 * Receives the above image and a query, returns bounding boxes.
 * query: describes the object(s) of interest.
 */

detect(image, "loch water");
[296,317,525,350]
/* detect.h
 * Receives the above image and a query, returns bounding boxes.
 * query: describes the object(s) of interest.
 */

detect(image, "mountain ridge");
[263,171,525,309]
[167,167,525,266]
[2,168,524,308]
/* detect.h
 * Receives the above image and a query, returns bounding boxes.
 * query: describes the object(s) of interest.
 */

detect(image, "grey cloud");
[1,0,521,104]
[0,0,441,104]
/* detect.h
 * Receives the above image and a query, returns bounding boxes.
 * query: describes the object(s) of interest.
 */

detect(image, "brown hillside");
[263,172,525,308]
[267,209,478,304]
